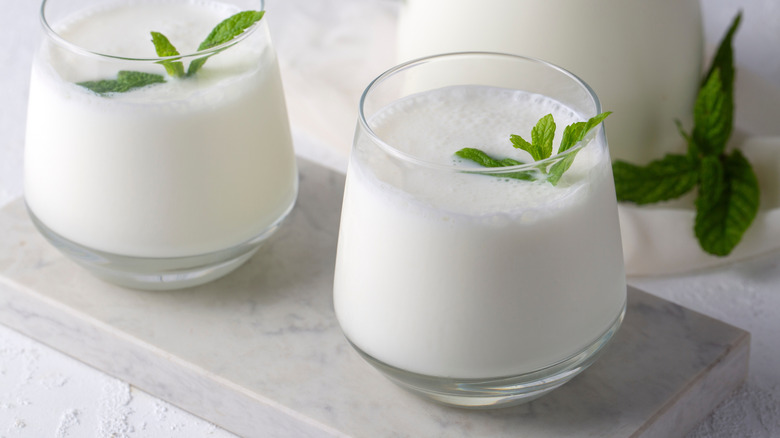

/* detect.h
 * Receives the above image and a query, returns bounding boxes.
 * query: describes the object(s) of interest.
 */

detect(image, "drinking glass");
[25,0,297,290]
[333,52,627,408]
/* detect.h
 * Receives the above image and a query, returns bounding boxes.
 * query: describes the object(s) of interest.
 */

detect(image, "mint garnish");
[76,10,265,94]
[612,12,759,257]
[456,112,611,186]
[77,70,166,95]
[187,10,265,76]
[151,31,185,78]
[511,113,555,161]
[455,148,534,181]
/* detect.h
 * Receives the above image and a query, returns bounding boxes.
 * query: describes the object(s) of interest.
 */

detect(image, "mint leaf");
[559,112,611,153]
[694,150,759,256]
[196,10,265,50]
[457,112,610,186]
[694,13,739,157]
[455,148,534,181]
[613,154,699,205]
[704,11,740,95]
[511,113,554,161]
[698,155,725,207]
[456,148,524,167]
[78,70,166,95]
[151,31,185,78]
[532,113,555,159]
[509,135,533,157]
[187,10,265,76]
[559,122,586,153]
[548,112,611,185]
[547,149,581,186]
[693,69,730,156]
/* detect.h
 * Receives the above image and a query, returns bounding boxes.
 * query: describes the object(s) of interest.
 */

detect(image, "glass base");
[349,304,626,409]
[27,203,294,291]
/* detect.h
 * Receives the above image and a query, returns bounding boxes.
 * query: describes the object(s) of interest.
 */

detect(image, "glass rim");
[357,51,604,174]
[39,0,266,62]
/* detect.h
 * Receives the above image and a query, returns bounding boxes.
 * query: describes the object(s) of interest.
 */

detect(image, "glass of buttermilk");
[333,52,627,408]
[25,0,297,290]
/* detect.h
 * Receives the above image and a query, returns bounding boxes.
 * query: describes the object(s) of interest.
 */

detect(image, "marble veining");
[0,159,749,437]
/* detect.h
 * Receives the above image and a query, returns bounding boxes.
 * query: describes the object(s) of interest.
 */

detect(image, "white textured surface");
[1,0,779,436]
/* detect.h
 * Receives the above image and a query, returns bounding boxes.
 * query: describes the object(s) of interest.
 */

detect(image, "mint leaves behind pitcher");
[456,112,611,186]
[77,10,265,95]
[612,12,759,257]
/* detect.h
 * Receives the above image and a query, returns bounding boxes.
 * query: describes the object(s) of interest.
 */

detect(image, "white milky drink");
[25,0,297,287]
[333,54,626,406]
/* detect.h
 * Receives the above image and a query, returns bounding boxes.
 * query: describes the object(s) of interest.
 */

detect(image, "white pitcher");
[397,0,703,164]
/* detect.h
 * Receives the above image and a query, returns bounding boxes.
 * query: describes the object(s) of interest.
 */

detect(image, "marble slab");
[0,158,750,437]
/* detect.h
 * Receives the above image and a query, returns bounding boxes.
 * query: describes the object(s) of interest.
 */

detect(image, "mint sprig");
[187,10,265,76]
[77,10,265,95]
[456,112,611,186]
[77,70,165,95]
[455,148,534,181]
[151,31,185,78]
[612,12,759,257]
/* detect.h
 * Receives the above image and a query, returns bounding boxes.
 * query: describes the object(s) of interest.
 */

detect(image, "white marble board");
[0,159,750,437]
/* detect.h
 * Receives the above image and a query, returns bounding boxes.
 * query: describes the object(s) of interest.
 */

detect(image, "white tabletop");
[2,0,779,436]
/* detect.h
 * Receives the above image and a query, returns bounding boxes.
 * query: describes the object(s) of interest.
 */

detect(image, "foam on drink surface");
[356,85,607,219]
[42,0,265,105]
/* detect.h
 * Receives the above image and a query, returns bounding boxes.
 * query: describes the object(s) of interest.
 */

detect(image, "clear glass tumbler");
[25,0,297,290]
[333,52,627,408]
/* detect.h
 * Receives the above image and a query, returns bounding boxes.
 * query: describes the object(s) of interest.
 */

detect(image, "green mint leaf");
[547,147,582,186]
[77,70,166,95]
[509,134,533,156]
[693,69,731,156]
[548,112,610,185]
[612,154,700,205]
[456,148,510,167]
[187,10,265,76]
[704,12,741,95]
[583,111,612,132]
[151,31,185,78]
[532,113,555,159]
[692,13,739,157]
[559,111,611,153]
[455,148,534,181]
[511,113,555,161]
[186,57,208,77]
[560,121,586,153]
[694,149,759,256]
[698,155,725,207]
[455,148,528,168]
